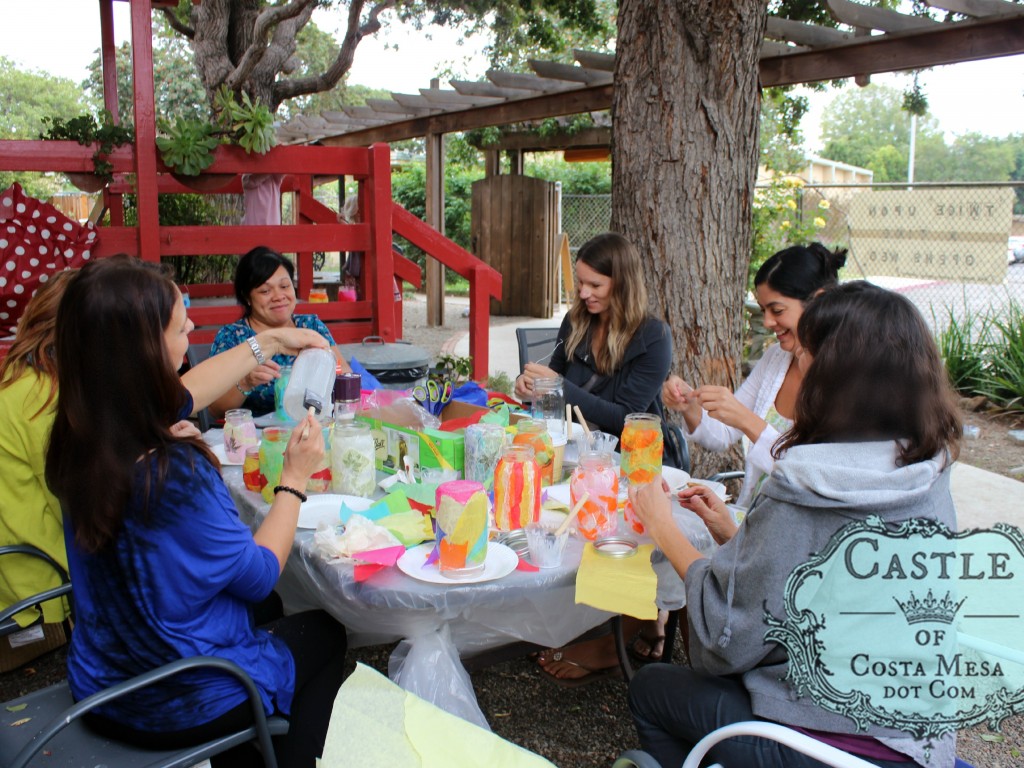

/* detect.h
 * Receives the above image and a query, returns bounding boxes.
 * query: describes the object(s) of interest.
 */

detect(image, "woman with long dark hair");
[46,256,348,766]
[628,282,961,768]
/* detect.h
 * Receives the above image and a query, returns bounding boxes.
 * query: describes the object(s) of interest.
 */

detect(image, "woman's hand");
[662,375,702,430]
[238,361,282,392]
[169,420,201,439]
[691,385,766,443]
[261,327,330,358]
[628,480,677,548]
[279,413,325,488]
[515,362,559,400]
[676,485,737,545]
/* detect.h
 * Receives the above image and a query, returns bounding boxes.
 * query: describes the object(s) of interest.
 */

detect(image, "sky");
[2,1,1022,148]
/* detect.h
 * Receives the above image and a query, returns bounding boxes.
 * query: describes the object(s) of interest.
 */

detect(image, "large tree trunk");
[612,0,767,477]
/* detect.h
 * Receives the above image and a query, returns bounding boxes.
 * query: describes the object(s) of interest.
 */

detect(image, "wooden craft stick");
[573,405,591,442]
[555,492,589,537]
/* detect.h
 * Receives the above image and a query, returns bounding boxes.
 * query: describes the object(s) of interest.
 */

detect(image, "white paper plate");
[396,542,518,585]
[209,441,244,467]
[661,465,691,490]
[298,494,373,530]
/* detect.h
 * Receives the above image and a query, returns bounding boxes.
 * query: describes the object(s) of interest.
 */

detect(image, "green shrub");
[935,306,990,395]
[976,302,1024,411]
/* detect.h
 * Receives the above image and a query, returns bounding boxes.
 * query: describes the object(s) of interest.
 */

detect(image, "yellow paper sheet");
[320,664,557,768]
[575,543,658,620]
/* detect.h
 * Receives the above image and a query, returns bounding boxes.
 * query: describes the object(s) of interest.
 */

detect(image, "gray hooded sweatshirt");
[684,440,957,768]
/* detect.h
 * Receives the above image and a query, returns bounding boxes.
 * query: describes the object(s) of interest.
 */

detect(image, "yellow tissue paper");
[378,511,434,547]
[319,664,557,768]
[574,543,658,620]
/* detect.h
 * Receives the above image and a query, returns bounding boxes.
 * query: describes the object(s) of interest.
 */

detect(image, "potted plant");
[40,111,134,192]
[157,86,276,191]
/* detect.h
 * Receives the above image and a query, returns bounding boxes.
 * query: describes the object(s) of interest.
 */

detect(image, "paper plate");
[209,441,244,467]
[661,465,692,490]
[298,494,373,530]
[396,542,518,585]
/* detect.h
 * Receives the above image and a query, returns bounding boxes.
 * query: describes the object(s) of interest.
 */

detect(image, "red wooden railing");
[0,140,502,376]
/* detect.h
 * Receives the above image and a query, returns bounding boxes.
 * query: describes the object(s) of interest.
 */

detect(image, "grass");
[936,306,990,395]
[940,300,1024,412]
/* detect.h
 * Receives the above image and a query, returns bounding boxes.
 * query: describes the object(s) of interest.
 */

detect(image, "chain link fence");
[564,184,1024,336]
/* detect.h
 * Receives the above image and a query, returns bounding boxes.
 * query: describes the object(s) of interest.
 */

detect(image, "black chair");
[0,545,71,639]
[1,656,289,768]
[183,342,214,433]
[515,327,562,372]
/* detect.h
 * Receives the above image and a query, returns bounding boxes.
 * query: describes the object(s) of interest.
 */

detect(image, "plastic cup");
[525,522,569,569]
[274,365,292,421]
[550,434,566,484]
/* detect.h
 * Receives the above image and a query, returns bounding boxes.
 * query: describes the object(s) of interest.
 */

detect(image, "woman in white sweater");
[664,242,847,509]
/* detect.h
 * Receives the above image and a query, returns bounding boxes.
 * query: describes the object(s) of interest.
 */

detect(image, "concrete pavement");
[449,310,1024,531]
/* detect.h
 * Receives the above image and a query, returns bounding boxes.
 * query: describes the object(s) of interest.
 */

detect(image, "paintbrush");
[300,389,323,440]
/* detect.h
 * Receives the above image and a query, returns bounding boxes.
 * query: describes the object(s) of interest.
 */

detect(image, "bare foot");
[537,636,620,680]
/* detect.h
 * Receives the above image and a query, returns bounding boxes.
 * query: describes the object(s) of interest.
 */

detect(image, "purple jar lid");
[334,372,361,401]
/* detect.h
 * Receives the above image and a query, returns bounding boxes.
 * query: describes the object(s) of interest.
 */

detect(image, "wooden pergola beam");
[468,126,612,152]
[761,12,1024,86]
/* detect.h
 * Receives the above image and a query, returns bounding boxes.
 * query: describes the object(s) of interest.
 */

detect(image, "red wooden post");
[99,0,119,120]
[294,174,314,300]
[468,263,492,380]
[129,0,160,261]
[365,144,395,341]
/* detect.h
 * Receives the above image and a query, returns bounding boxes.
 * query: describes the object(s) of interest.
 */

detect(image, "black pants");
[86,606,348,768]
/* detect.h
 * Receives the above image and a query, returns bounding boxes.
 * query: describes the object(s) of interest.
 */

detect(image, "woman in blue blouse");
[209,246,352,418]
[46,256,348,767]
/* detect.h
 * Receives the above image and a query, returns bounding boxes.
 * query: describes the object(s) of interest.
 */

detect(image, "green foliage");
[935,307,991,395]
[524,156,611,195]
[434,353,474,384]
[0,57,93,196]
[976,303,1024,411]
[760,88,808,173]
[750,176,832,288]
[122,191,236,285]
[485,370,514,395]
[39,111,135,183]
[156,86,275,176]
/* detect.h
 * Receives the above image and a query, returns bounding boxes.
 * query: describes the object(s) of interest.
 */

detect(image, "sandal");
[537,649,622,689]
[630,631,666,663]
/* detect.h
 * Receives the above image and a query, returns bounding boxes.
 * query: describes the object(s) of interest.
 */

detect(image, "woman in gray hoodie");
[628,282,962,768]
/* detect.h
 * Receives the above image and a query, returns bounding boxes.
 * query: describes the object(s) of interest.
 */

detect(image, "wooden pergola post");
[424,77,446,327]
[129,0,160,260]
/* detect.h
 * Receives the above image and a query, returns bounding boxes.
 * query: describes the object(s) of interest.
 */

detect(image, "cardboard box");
[0,621,67,673]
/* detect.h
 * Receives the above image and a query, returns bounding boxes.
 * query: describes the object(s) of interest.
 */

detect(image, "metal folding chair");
[183,342,214,432]
[515,327,562,371]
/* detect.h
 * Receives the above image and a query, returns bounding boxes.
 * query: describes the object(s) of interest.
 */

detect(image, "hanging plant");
[156,86,276,177]
[40,111,135,188]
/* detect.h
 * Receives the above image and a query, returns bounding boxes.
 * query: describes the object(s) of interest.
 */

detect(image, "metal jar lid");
[593,536,639,558]
[496,529,529,559]
[335,336,431,371]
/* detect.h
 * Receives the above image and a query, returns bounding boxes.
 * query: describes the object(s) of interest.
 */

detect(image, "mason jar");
[620,412,663,487]
[493,444,541,531]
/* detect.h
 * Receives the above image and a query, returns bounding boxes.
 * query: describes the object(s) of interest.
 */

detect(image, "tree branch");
[228,0,319,93]
[160,6,194,39]
[273,0,395,103]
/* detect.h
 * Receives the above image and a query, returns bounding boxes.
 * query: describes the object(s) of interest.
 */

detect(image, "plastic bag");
[360,393,441,431]
[389,624,489,730]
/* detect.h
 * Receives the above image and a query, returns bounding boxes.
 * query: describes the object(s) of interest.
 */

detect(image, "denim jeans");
[627,664,916,768]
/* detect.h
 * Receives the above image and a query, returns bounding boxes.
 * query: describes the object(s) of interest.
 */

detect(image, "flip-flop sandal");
[537,650,622,689]
[629,632,666,663]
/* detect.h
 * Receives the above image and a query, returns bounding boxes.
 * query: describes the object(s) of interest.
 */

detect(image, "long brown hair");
[564,233,649,374]
[775,281,961,465]
[45,256,201,553]
[0,270,77,418]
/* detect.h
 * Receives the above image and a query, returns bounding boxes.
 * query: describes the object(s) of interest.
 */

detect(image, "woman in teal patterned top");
[209,246,351,418]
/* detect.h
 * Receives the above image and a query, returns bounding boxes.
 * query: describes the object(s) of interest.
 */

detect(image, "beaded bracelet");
[236,383,253,396]
[273,485,307,503]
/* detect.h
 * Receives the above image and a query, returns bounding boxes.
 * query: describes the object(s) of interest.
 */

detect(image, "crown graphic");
[893,589,965,625]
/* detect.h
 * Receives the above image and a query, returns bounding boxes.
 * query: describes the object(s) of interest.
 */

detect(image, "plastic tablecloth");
[213,430,707,728]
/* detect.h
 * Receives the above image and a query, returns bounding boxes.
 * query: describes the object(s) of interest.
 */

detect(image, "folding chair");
[0,656,289,768]
[0,545,71,639]
[613,721,973,768]
[182,342,214,432]
[515,327,562,372]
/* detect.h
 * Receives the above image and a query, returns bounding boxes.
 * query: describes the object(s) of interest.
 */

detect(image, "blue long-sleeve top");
[64,437,293,731]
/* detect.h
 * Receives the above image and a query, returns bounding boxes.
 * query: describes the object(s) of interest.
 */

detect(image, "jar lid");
[593,536,639,558]
[334,372,361,401]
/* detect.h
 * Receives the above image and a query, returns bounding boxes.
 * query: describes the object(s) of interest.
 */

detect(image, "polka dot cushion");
[0,183,98,337]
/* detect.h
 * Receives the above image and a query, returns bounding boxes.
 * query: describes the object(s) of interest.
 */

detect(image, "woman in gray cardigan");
[629,282,962,768]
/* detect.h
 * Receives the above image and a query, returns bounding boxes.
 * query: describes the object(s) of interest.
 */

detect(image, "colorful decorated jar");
[570,451,619,540]
[258,426,290,503]
[512,418,555,487]
[242,446,265,493]
[223,408,258,463]
[620,412,663,487]
[435,480,489,578]
[306,420,333,493]
[464,422,507,490]
[493,444,541,531]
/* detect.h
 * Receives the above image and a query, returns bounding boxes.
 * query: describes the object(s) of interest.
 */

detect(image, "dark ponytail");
[754,242,847,301]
